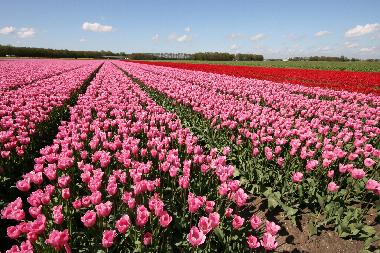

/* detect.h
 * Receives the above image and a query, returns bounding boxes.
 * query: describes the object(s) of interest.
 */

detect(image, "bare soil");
[274,210,379,253]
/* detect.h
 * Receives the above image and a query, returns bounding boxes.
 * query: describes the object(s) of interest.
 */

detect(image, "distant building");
[101,56,126,59]
[151,53,192,60]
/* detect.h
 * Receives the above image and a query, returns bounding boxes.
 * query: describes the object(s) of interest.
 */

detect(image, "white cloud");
[82,22,113,32]
[168,33,177,40]
[315,30,331,37]
[79,38,86,42]
[17,28,36,38]
[184,27,191,32]
[168,32,192,42]
[227,33,244,40]
[315,46,331,52]
[230,44,239,50]
[286,33,307,41]
[0,26,16,35]
[176,34,192,42]
[250,33,265,41]
[152,33,159,41]
[344,42,358,48]
[345,23,380,37]
[359,47,375,52]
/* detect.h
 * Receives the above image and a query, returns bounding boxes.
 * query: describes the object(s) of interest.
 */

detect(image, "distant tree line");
[2,45,378,62]
[128,53,160,60]
[233,53,264,61]
[289,56,361,62]
[128,52,264,61]
[191,52,234,61]
[190,52,263,61]
[0,44,126,58]
[0,46,264,61]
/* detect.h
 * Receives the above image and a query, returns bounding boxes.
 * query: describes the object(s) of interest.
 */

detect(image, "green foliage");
[0,44,120,58]
[129,53,161,60]
[291,55,354,62]
[235,53,264,61]
[0,65,102,251]
[189,52,264,61]
[151,60,380,72]
[116,65,379,245]
[191,52,235,61]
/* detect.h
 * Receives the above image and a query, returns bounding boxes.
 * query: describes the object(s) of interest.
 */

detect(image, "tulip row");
[0,59,95,91]
[1,62,279,252]
[128,60,380,95]
[0,61,102,165]
[115,61,379,237]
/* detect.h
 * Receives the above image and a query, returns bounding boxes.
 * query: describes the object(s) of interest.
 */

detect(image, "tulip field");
[131,60,380,95]
[0,59,379,252]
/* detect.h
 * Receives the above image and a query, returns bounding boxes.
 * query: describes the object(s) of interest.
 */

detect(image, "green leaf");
[273,191,281,199]
[348,225,360,236]
[362,225,376,236]
[363,236,379,249]
[285,206,298,217]
[316,193,325,208]
[340,231,351,238]
[214,227,225,244]
[233,168,240,177]
[263,187,273,198]
[268,196,279,209]
[308,222,318,236]
[133,240,142,253]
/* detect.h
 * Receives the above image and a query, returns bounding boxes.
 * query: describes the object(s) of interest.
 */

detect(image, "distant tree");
[128,53,159,60]
[191,52,235,61]
[234,53,263,61]
[291,56,353,62]
[0,44,119,58]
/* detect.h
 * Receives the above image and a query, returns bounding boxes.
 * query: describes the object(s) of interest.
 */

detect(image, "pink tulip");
[187,226,206,247]
[159,211,172,228]
[136,205,150,227]
[247,235,261,249]
[224,208,233,218]
[250,215,262,230]
[292,172,303,183]
[261,232,278,251]
[232,215,244,230]
[364,158,375,168]
[95,201,112,217]
[102,230,116,248]
[61,188,70,200]
[222,146,231,156]
[116,214,131,233]
[209,212,220,228]
[198,216,212,234]
[366,179,379,192]
[45,229,69,251]
[306,160,318,171]
[7,226,21,239]
[266,221,281,235]
[327,182,340,192]
[350,169,366,179]
[52,205,64,224]
[81,210,97,228]
[29,205,42,218]
[327,170,334,178]
[143,232,152,246]
[16,179,31,192]
[58,175,71,188]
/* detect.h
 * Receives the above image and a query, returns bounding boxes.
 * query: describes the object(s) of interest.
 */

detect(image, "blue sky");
[0,0,379,58]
